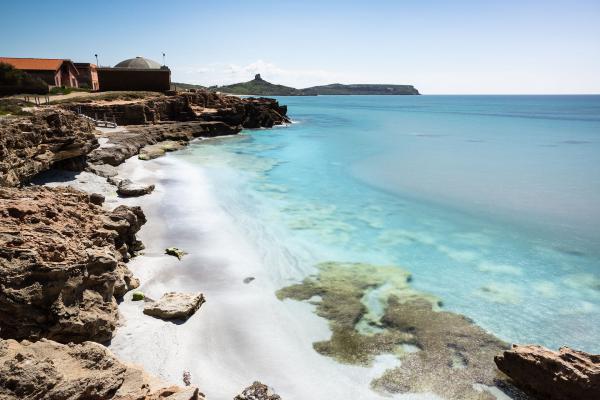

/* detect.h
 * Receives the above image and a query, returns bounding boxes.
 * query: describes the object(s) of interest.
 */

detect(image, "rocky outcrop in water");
[143,292,205,321]
[277,262,511,400]
[0,186,145,343]
[0,338,203,400]
[234,381,281,400]
[0,109,97,187]
[495,344,600,400]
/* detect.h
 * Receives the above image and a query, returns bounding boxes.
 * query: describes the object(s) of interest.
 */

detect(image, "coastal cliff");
[0,90,289,185]
[0,109,97,187]
[0,90,290,399]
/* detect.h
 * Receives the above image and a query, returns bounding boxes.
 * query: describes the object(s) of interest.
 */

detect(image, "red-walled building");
[74,62,99,90]
[0,57,80,87]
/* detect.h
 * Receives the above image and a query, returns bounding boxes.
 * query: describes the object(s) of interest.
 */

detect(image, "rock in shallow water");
[0,338,203,400]
[117,179,155,197]
[495,344,600,400]
[143,292,205,321]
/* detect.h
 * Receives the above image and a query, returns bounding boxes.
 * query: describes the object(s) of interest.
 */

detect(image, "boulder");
[143,292,205,321]
[117,179,155,197]
[495,344,600,400]
[234,381,281,400]
[0,186,145,343]
[0,338,203,400]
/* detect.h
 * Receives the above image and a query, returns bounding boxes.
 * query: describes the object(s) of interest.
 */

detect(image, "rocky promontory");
[0,186,145,343]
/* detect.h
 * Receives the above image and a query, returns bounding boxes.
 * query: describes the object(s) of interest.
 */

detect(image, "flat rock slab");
[139,140,186,160]
[143,292,205,321]
[117,179,155,197]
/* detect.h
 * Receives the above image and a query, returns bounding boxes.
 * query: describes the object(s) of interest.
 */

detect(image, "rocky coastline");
[0,90,288,400]
[0,90,598,399]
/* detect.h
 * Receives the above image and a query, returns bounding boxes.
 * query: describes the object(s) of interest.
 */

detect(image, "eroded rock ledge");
[61,91,289,128]
[0,186,145,343]
[0,338,202,400]
[495,344,600,400]
[0,109,97,187]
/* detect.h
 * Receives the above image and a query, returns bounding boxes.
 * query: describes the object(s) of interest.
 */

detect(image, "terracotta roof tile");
[0,57,65,71]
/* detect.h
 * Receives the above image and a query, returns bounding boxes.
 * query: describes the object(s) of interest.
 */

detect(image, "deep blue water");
[178,95,600,352]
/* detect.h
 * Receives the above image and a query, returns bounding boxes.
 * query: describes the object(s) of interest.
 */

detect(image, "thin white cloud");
[172,60,354,88]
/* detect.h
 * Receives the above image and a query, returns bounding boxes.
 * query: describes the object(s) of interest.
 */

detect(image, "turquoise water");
[177,95,600,353]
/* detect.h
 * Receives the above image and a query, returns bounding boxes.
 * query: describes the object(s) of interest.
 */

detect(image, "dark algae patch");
[277,262,513,400]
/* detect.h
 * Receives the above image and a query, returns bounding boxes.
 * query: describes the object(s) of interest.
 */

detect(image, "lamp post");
[94,54,99,66]
[162,52,166,66]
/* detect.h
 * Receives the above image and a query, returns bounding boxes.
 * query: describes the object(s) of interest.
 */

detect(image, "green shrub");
[0,62,49,96]
[0,98,33,116]
[132,292,145,301]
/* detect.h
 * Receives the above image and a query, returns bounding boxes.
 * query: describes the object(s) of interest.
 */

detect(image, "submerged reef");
[277,262,510,400]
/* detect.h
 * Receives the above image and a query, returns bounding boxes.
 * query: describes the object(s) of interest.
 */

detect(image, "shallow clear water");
[175,95,600,353]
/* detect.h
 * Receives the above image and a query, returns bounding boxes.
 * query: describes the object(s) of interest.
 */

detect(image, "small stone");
[165,247,186,260]
[89,193,105,206]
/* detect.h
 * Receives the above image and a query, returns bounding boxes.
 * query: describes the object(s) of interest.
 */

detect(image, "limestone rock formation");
[0,186,145,343]
[87,121,239,167]
[234,381,281,400]
[143,292,205,321]
[0,338,203,400]
[0,109,98,187]
[62,91,289,128]
[117,179,155,197]
[495,344,600,400]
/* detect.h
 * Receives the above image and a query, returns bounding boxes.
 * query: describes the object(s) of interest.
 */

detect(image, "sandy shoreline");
[40,142,426,399]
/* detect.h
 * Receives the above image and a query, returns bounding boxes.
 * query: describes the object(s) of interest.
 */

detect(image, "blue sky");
[1,0,599,93]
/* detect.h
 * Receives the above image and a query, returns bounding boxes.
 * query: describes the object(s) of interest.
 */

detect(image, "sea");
[110,95,600,399]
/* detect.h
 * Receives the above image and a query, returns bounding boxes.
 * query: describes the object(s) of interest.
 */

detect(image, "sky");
[1,0,599,94]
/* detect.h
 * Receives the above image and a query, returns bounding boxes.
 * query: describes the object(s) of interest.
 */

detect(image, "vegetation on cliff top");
[302,83,419,95]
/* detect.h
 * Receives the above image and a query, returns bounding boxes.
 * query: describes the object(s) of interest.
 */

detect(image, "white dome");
[114,56,162,69]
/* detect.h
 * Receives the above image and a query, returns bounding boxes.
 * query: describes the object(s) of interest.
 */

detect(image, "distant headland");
[173,74,420,96]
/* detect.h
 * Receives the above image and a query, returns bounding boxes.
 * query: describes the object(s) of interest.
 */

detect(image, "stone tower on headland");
[254,74,263,81]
